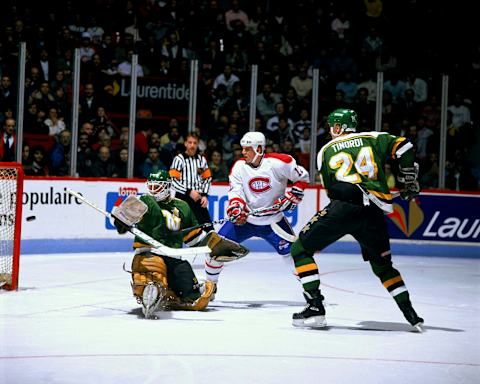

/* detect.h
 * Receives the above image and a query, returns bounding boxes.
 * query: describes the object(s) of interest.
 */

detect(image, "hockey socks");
[204,257,223,283]
[370,260,424,328]
[291,240,320,292]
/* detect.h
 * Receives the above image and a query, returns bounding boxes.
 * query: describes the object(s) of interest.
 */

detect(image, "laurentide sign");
[114,76,201,116]
[387,193,480,244]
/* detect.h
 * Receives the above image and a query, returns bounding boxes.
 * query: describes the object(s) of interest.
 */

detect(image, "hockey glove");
[200,231,249,262]
[400,181,420,201]
[113,218,129,234]
[227,200,249,225]
[397,163,420,201]
[111,195,148,226]
[277,186,304,213]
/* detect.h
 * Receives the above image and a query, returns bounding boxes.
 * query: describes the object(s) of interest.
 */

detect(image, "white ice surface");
[1,251,479,384]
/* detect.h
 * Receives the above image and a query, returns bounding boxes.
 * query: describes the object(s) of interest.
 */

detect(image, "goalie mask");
[240,131,266,165]
[328,108,358,138]
[146,170,172,201]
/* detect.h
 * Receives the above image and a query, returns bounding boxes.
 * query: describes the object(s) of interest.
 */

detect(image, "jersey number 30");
[329,147,378,183]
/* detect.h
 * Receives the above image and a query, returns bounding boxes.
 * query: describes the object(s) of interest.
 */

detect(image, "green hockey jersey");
[317,131,414,212]
[134,195,199,249]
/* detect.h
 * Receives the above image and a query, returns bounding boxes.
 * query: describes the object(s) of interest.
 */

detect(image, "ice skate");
[142,282,164,319]
[292,292,327,328]
[399,301,424,332]
[208,282,217,302]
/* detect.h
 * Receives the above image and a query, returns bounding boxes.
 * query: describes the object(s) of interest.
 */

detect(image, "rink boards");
[16,178,480,257]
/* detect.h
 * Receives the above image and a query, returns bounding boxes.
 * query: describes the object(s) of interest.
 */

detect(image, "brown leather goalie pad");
[130,253,213,311]
[164,280,216,311]
[131,254,169,298]
[201,232,250,262]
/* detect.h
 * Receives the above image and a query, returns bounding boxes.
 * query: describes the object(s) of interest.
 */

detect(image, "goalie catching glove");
[112,195,148,233]
[227,199,249,225]
[397,162,420,201]
[200,231,249,262]
[276,186,304,213]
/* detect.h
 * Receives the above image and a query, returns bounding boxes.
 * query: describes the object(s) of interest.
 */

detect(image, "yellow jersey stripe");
[296,263,318,274]
[183,228,202,242]
[383,275,403,289]
[391,137,406,158]
[133,241,151,249]
[369,190,393,201]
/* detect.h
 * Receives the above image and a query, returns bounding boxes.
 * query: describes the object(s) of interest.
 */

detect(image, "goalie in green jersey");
[112,170,248,318]
[290,108,424,331]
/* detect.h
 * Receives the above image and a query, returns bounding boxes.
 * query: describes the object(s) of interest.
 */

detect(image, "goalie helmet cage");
[0,163,24,291]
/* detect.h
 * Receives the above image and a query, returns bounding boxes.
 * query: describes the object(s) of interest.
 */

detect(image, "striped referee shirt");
[169,152,212,195]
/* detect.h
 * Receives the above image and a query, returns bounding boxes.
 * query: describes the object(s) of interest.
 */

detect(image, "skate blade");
[292,316,327,328]
[412,322,424,333]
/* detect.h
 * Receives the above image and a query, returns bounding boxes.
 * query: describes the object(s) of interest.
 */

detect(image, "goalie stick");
[174,202,283,235]
[67,189,211,258]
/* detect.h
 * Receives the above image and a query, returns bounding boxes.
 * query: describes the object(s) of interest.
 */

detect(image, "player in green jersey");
[290,108,423,331]
[113,170,248,318]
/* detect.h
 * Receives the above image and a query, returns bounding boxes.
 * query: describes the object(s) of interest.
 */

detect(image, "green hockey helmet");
[146,170,172,201]
[327,109,358,138]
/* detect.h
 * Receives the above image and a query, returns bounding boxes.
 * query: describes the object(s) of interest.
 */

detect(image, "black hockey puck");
[26,216,36,222]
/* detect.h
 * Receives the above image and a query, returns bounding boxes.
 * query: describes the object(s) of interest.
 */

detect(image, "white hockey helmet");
[240,131,266,165]
[240,131,266,151]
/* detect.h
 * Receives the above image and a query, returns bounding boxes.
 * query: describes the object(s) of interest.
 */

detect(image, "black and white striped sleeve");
[199,155,212,195]
[169,154,187,193]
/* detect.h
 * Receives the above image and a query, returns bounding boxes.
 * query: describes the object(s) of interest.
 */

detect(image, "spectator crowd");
[0,0,478,190]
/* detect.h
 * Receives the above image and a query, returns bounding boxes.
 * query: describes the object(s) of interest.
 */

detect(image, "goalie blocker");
[200,231,249,262]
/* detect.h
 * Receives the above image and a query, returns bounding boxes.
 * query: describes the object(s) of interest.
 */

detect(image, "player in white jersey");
[204,132,309,292]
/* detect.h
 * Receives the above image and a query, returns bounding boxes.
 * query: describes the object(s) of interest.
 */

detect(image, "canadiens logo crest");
[248,177,271,193]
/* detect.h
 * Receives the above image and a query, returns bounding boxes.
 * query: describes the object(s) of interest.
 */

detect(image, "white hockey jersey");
[228,153,309,225]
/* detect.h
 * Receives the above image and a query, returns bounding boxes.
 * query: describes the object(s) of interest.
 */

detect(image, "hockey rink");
[1,251,479,384]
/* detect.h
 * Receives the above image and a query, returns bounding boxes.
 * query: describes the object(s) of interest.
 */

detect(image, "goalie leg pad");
[131,254,168,299]
[165,281,216,311]
[202,231,249,262]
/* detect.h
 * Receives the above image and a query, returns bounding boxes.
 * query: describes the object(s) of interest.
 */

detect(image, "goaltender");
[112,170,248,318]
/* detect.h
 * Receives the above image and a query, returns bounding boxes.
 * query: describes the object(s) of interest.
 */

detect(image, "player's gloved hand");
[397,162,419,184]
[113,218,129,234]
[277,186,304,213]
[397,163,420,201]
[400,181,420,201]
[227,200,249,225]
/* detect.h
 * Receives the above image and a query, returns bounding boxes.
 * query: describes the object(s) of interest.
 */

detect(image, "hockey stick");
[67,189,211,258]
[356,186,403,212]
[175,202,283,235]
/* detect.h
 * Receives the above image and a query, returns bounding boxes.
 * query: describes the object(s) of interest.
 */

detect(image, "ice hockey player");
[289,108,423,330]
[204,131,309,294]
[112,170,248,318]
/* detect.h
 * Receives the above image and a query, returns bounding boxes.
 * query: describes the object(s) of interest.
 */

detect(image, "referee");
[169,132,213,232]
